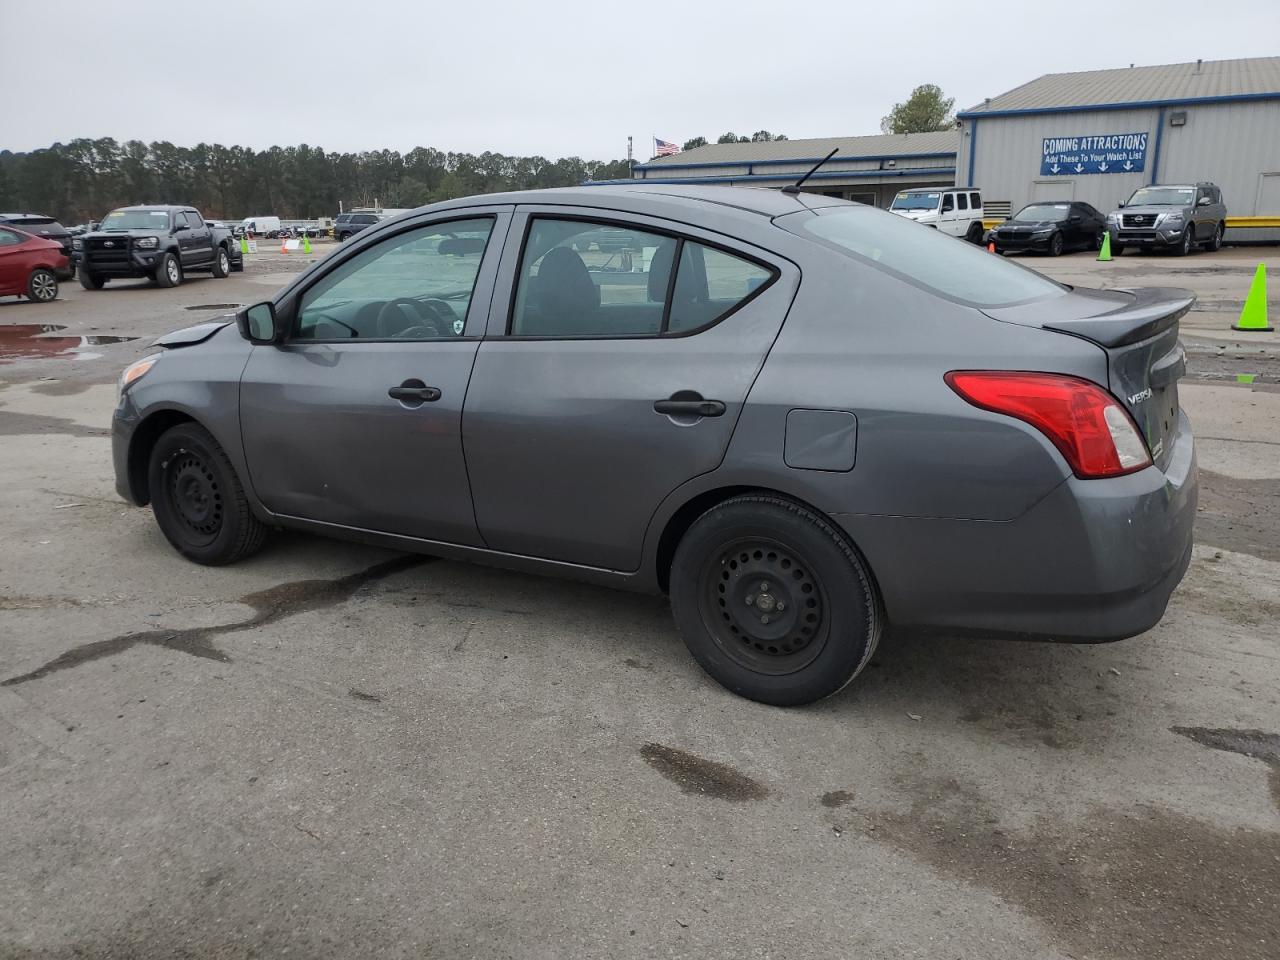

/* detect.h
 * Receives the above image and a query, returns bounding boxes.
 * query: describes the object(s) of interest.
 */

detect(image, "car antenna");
[781,148,839,196]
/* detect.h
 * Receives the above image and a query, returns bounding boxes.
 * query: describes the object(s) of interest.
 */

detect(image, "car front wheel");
[669,495,882,706]
[156,252,183,287]
[1048,232,1064,256]
[148,422,268,565]
[1175,228,1194,256]
[78,268,105,290]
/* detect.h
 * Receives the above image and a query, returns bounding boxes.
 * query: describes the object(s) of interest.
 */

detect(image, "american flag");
[654,138,680,157]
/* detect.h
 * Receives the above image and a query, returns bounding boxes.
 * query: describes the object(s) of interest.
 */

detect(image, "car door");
[0,227,25,292]
[462,208,797,571]
[239,207,513,544]
[938,193,958,235]
[173,212,196,266]
[184,210,214,265]
[1193,186,1213,240]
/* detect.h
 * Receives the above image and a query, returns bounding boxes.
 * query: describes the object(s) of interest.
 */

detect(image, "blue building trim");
[584,167,957,187]
[956,90,1280,119]
[633,151,956,173]
[1149,107,1166,185]
[966,118,978,187]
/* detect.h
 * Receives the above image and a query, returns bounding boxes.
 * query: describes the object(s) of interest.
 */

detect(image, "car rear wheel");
[965,223,984,244]
[78,268,105,290]
[1048,232,1064,256]
[1206,222,1224,252]
[669,495,882,706]
[156,252,182,287]
[148,423,268,565]
[27,269,58,303]
[212,247,230,278]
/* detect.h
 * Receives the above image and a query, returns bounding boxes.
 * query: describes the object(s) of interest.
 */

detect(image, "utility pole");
[627,136,634,179]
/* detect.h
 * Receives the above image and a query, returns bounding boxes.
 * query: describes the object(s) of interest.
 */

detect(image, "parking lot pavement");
[2,252,1278,959]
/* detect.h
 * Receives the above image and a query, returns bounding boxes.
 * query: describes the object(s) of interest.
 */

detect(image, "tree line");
[0,139,634,223]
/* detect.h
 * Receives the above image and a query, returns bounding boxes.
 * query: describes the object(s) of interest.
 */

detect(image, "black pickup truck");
[76,205,243,289]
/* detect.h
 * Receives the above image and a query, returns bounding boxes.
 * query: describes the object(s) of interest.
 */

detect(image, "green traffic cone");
[239,235,249,254]
[1232,263,1273,332]
[303,234,312,255]
[1097,231,1112,262]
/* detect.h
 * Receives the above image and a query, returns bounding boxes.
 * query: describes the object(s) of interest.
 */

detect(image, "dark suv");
[0,213,75,278]
[334,212,381,241]
[1106,182,1227,255]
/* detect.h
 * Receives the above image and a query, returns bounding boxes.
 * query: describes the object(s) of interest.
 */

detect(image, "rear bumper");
[836,410,1197,641]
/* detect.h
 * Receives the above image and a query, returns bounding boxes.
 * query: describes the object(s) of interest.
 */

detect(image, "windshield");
[890,192,941,211]
[102,209,171,231]
[1012,203,1070,222]
[1126,187,1195,207]
[786,206,1064,308]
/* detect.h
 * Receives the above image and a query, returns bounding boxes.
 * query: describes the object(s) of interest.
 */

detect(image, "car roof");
[109,205,188,212]
[427,183,849,221]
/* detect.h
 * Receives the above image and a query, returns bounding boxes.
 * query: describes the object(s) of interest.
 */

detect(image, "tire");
[1094,232,1104,251]
[669,495,882,707]
[1206,222,1224,252]
[965,223,984,244]
[1174,229,1193,257]
[211,246,230,278]
[1048,232,1064,256]
[78,267,105,290]
[148,423,268,565]
[156,252,182,287]
[27,268,58,303]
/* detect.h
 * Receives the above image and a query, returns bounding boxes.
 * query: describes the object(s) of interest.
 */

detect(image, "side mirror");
[236,301,283,344]
[1197,196,1211,206]
[1117,201,1126,208]
[173,223,189,233]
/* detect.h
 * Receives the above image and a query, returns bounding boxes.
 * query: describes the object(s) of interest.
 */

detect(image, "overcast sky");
[3,0,1277,159]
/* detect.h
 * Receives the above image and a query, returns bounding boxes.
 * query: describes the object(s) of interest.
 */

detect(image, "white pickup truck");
[889,188,985,243]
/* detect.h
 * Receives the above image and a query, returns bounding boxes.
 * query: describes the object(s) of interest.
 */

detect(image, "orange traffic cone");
[987,240,996,254]
[281,235,288,254]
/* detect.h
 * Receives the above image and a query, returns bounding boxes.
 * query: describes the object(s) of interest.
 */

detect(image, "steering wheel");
[417,298,460,334]
[376,298,442,338]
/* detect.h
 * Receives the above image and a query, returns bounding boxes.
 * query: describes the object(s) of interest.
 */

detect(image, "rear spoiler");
[1042,287,1195,348]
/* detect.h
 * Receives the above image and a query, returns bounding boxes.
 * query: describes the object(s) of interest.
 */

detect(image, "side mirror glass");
[237,301,279,344]
[1197,196,1211,206]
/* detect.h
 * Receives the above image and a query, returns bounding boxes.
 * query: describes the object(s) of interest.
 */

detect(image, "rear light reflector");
[945,371,1152,479]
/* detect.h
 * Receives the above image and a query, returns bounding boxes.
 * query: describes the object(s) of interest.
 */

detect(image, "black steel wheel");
[670,494,882,706]
[148,422,267,565]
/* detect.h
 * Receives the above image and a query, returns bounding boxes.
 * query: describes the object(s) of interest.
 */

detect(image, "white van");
[240,216,281,237]
[889,188,985,242]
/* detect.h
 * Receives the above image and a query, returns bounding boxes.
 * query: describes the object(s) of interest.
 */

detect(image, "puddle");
[184,303,242,311]
[0,325,137,362]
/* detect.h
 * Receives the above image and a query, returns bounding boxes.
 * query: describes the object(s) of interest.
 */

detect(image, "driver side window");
[295,217,494,340]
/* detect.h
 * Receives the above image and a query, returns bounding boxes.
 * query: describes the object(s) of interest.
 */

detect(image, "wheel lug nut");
[760,581,770,592]
[746,595,755,606]
[776,602,785,611]
[761,615,770,624]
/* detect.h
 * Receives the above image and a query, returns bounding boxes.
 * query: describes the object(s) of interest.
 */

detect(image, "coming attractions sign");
[1040,132,1149,176]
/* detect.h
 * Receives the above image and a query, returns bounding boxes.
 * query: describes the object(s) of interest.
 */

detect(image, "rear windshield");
[787,206,1064,308]
[890,192,941,211]
[3,215,59,228]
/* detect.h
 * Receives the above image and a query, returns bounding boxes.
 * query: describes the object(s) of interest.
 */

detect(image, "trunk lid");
[984,286,1194,469]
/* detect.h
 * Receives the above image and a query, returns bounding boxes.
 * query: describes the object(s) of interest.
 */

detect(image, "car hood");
[82,229,167,240]
[891,209,938,220]
[1114,205,1191,218]
[998,219,1060,230]
[154,321,231,349]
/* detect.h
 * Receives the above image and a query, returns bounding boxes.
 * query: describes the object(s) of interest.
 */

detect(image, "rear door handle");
[654,398,726,418]
[388,384,441,403]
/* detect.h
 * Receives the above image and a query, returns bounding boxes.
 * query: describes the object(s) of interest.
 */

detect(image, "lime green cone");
[239,235,249,254]
[1233,263,1273,332]
[1097,231,1112,262]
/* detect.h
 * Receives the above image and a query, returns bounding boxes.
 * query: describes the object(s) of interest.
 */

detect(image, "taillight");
[945,371,1152,479]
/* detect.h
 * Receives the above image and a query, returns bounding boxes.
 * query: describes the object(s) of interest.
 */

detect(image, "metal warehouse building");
[959,56,1280,239]
[627,131,958,208]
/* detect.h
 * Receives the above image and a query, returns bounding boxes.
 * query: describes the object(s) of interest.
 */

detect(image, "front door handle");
[388,381,441,404]
[654,397,726,418]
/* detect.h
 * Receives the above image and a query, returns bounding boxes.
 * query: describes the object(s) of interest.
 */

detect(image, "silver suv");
[1106,182,1226,255]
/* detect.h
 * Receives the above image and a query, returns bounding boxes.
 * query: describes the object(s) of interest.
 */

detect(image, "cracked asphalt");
[1,247,1277,959]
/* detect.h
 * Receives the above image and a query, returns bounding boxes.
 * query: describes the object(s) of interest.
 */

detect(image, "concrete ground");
[1,245,1277,959]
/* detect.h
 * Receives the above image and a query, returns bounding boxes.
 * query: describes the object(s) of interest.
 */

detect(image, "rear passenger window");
[970,192,982,208]
[668,243,773,334]
[509,218,775,338]
[956,193,969,210]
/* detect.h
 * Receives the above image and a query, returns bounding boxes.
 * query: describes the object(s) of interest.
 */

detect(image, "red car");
[0,224,68,303]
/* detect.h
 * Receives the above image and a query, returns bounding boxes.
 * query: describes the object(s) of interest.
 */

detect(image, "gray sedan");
[112,185,1197,705]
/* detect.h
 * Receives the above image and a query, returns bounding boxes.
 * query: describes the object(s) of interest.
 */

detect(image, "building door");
[1256,173,1280,215]
[1032,180,1074,202]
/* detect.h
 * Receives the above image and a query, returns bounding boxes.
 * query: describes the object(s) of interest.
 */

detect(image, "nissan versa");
[113,185,1197,706]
